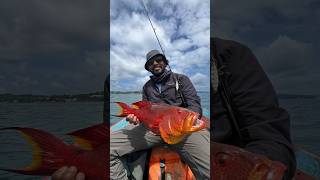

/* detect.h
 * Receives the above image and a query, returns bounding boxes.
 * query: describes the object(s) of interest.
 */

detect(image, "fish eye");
[215,152,230,167]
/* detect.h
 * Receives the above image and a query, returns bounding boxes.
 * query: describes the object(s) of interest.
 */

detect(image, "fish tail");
[0,127,73,175]
[114,102,134,117]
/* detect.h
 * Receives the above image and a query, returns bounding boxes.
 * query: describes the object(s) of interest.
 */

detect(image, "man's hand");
[126,114,140,125]
[51,166,85,180]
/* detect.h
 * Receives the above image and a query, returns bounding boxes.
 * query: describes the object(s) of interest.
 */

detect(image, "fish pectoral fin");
[159,121,186,144]
[160,129,186,144]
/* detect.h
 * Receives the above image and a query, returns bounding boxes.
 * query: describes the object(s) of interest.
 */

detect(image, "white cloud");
[256,35,313,75]
[214,0,320,40]
[213,0,320,94]
[190,72,210,91]
[255,35,317,94]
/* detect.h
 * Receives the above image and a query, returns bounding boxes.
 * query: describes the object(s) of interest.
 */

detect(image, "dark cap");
[145,50,167,70]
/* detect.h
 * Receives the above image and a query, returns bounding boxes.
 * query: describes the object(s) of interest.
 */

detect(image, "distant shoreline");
[0,92,104,103]
[110,91,210,94]
[0,92,317,103]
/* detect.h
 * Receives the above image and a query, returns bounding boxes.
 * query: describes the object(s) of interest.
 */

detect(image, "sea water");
[0,93,319,179]
[0,102,103,179]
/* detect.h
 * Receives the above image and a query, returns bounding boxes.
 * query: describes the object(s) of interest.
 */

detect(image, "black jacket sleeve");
[179,75,203,116]
[142,84,148,101]
[214,38,296,179]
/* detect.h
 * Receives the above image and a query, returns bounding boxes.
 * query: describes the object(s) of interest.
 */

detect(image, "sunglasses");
[146,56,165,69]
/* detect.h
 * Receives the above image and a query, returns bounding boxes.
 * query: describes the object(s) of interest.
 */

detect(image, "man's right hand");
[126,114,140,125]
[51,166,85,180]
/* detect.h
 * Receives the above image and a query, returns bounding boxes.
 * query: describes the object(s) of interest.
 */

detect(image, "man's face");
[147,56,166,75]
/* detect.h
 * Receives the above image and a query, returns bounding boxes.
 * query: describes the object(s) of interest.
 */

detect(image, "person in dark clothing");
[50,50,210,180]
[109,50,210,180]
[141,51,202,115]
[211,37,296,180]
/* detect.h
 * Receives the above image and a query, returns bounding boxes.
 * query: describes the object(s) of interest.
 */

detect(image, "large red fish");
[0,124,312,180]
[114,101,210,144]
[211,142,287,180]
[0,123,108,180]
[211,142,316,180]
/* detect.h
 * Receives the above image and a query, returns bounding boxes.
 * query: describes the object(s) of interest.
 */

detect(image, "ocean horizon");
[0,92,319,179]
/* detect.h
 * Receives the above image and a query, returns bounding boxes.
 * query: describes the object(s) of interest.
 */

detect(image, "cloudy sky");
[0,1,107,95]
[110,0,210,92]
[1,0,318,95]
[213,0,320,95]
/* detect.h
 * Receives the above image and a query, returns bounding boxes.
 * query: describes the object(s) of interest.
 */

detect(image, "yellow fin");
[18,131,42,171]
[72,136,93,151]
[159,126,186,144]
[131,104,140,109]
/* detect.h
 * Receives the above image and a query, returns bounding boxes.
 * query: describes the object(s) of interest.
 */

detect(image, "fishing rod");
[211,52,244,143]
[140,0,188,107]
[141,0,166,57]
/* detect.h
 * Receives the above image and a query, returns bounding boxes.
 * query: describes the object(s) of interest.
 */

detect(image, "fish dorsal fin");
[66,123,108,150]
[131,101,151,109]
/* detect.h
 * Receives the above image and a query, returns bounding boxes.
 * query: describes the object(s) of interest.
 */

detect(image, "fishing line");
[141,0,166,57]
[140,0,188,107]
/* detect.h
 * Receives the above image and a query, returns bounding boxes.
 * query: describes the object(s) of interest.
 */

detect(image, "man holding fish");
[109,50,211,180]
[50,50,210,180]
[50,39,296,180]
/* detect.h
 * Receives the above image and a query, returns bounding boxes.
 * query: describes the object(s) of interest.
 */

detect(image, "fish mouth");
[193,116,203,126]
[187,113,205,130]
[185,112,209,133]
